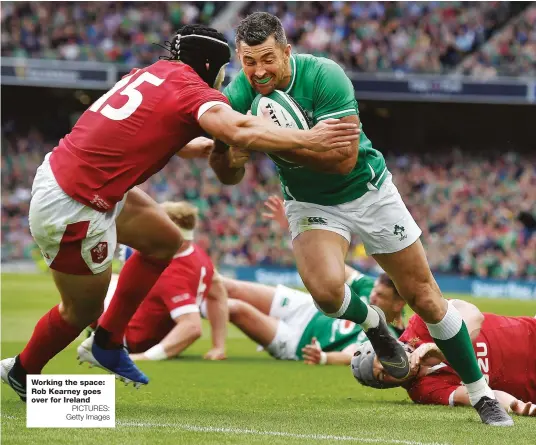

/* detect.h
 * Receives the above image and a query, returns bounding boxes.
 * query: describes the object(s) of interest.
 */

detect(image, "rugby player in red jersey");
[100,201,227,362]
[352,300,536,418]
[0,24,359,401]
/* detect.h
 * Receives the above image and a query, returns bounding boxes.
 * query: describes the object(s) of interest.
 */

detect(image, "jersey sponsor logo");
[303,217,328,226]
[394,224,407,241]
[90,242,108,264]
[89,194,111,210]
[172,293,194,303]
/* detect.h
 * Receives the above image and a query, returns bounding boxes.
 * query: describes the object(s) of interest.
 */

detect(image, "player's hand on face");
[204,348,226,361]
[510,399,536,417]
[306,119,360,152]
[229,146,250,168]
[262,195,289,230]
[301,337,322,365]
[178,137,214,159]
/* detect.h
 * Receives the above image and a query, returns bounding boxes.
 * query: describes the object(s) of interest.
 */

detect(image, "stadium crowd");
[459,5,536,78]
[2,1,532,76]
[2,130,535,280]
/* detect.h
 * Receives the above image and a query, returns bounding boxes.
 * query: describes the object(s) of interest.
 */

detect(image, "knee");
[400,275,445,322]
[304,276,345,314]
[228,299,246,321]
[60,301,103,329]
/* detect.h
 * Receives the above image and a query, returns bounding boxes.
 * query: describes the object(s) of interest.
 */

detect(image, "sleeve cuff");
[170,304,200,319]
[315,108,357,122]
[197,101,231,121]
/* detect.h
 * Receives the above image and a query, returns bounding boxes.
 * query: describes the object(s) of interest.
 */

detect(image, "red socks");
[19,305,82,374]
[98,252,170,346]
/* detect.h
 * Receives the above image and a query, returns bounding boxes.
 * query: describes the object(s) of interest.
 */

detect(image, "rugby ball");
[251,90,311,130]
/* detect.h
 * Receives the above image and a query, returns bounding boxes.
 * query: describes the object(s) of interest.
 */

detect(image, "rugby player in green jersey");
[222,267,405,366]
[209,13,511,425]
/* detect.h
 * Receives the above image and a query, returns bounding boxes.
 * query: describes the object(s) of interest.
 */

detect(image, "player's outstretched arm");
[130,313,203,361]
[204,272,228,361]
[199,105,359,153]
[275,115,360,175]
[453,387,536,416]
[301,338,354,366]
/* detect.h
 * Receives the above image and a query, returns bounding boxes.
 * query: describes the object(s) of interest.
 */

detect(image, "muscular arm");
[209,140,245,185]
[453,386,536,416]
[275,115,359,175]
[145,312,203,359]
[199,104,357,153]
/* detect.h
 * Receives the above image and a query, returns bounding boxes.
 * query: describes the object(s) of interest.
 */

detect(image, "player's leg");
[93,187,183,348]
[367,175,511,425]
[221,277,276,315]
[228,299,278,347]
[291,229,407,376]
[1,269,112,401]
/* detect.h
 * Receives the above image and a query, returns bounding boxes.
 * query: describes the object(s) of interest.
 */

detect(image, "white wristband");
[144,344,168,361]
[319,351,328,365]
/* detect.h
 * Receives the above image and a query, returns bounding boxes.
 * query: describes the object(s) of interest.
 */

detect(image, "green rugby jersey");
[224,53,388,205]
[295,275,400,359]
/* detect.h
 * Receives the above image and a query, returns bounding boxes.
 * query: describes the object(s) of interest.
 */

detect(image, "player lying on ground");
[1,24,359,402]
[211,12,511,426]
[223,267,405,364]
[91,201,227,362]
[352,300,536,417]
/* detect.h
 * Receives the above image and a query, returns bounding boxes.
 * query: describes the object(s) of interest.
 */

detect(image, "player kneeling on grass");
[89,201,228,362]
[223,266,405,364]
[352,300,536,418]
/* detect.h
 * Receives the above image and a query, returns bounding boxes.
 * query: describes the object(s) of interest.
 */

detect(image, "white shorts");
[285,174,422,255]
[29,153,126,275]
[266,285,317,360]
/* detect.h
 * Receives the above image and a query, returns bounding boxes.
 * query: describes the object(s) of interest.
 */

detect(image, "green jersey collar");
[283,55,297,94]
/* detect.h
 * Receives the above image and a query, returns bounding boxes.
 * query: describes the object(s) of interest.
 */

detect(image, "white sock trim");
[314,285,351,318]
[361,306,380,331]
[465,376,495,406]
[426,300,463,341]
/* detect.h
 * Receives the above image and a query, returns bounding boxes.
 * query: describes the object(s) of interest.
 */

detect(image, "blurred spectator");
[2,129,535,280]
[1,2,224,64]
[460,6,536,78]
[230,1,513,74]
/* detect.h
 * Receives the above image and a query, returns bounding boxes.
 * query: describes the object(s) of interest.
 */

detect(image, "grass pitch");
[2,273,535,445]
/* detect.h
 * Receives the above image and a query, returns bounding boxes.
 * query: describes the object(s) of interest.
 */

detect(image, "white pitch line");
[118,421,451,445]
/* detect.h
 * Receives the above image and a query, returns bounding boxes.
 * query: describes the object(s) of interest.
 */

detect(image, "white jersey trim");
[316,108,357,121]
[197,101,231,121]
[170,304,200,320]
[173,245,195,258]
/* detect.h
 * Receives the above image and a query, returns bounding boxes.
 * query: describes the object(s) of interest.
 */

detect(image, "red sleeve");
[150,274,199,319]
[406,374,459,406]
[122,68,140,79]
[400,314,434,348]
[177,71,230,122]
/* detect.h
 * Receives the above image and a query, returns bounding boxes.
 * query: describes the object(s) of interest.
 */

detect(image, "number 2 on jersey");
[89,71,164,121]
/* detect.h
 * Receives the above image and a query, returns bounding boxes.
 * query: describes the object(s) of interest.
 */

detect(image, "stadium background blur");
[2,1,535,289]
